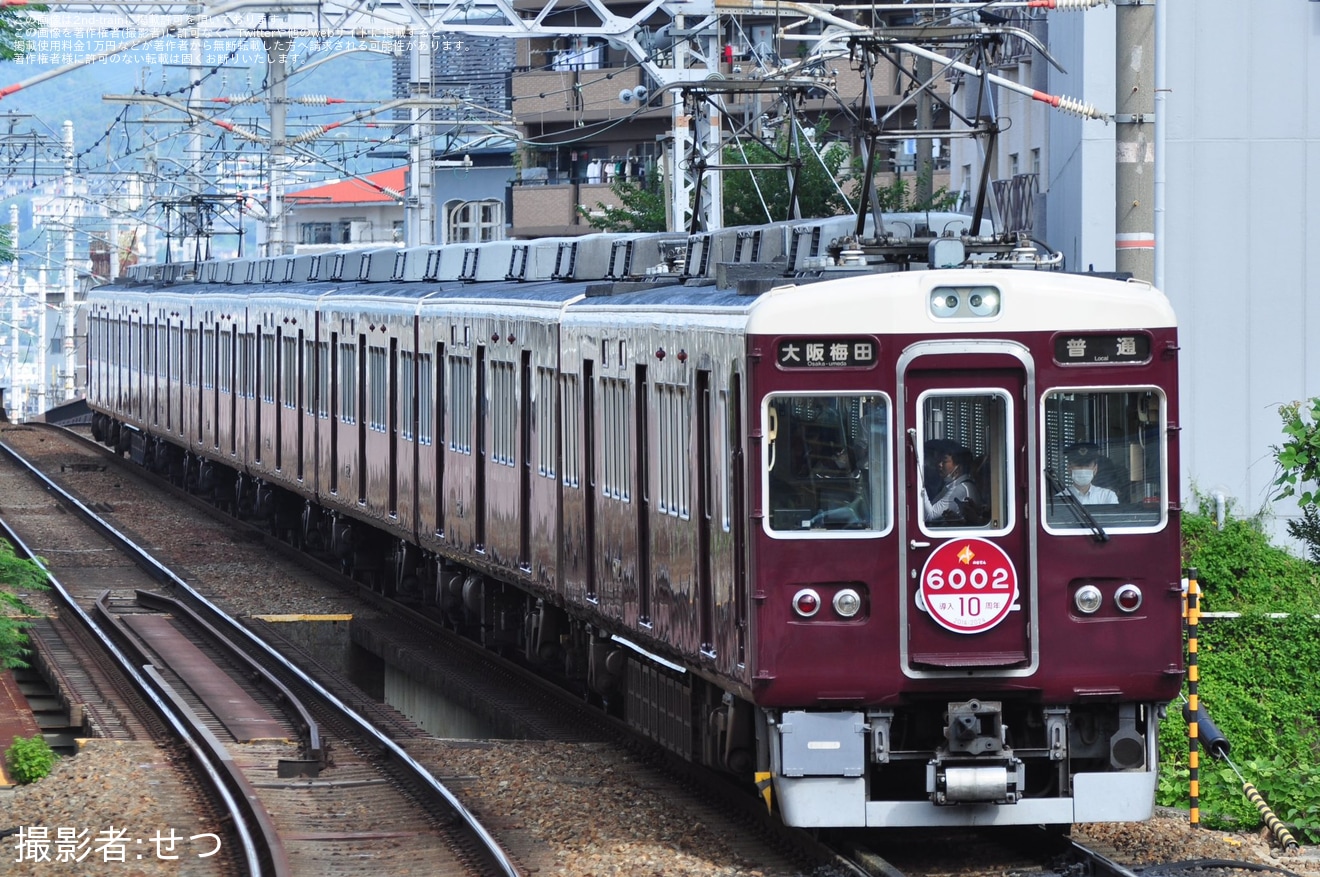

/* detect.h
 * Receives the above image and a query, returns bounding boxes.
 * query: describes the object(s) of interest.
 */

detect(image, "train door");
[898,344,1038,677]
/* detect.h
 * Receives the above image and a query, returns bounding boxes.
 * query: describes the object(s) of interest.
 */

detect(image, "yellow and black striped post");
[1186,568,1200,827]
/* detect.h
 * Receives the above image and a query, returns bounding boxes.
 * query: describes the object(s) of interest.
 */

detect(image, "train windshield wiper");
[1045,468,1109,543]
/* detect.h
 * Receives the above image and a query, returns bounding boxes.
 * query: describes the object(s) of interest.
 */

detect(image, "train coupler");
[928,757,1025,805]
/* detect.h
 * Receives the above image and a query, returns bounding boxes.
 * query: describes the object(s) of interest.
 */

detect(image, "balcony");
[512,66,668,126]
[510,179,624,237]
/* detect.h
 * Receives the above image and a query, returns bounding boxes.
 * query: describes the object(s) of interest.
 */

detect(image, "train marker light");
[1115,584,1143,613]
[929,285,1003,319]
[1074,585,1103,614]
[931,291,960,317]
[833,588,862,618]
[792,588,821,618]
[967,287,1000,317]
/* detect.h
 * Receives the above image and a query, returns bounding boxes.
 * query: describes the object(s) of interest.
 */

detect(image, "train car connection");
[83,215,1183,830]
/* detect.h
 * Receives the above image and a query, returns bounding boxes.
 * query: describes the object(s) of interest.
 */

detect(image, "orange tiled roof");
[286,166,406,205]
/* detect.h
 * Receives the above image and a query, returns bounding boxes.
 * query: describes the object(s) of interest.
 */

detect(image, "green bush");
[5,734,58,784]
[1158,493,1320,842]
[0,537,50,670]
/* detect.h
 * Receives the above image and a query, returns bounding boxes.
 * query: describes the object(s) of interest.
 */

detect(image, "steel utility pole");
[7,204,18,422]
[265,36,292,256]
[63,119,76,403]
[1115,0,1156,282]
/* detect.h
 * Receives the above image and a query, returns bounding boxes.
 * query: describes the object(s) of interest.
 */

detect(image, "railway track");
[0,427,519,877]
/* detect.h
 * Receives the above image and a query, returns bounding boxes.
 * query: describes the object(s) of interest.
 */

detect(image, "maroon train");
[84,219,1184,829]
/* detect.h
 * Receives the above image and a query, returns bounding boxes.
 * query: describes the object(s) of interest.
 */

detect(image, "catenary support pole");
[1115,0,1155,281]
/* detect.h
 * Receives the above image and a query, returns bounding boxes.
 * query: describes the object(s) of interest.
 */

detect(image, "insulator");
[215,93,258,105]
[1054,95,1105,120]
[1029,0,1109,9]
[295,95,329,105]
[289,125,330,144]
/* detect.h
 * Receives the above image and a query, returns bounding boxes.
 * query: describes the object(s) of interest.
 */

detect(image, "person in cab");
[922,445,979,524]
[1064,443,1119,505]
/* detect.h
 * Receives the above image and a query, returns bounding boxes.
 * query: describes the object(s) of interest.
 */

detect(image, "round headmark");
[918,538,1018,634]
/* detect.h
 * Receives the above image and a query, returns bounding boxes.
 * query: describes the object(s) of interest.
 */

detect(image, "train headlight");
[967,287,1000,317]
[1074,585,1103,615]
[1115,584,1143,613]
[792,588,821,618]
[931,291,960,317]
[833,588,862,618]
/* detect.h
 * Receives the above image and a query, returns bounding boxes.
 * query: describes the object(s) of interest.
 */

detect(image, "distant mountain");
[0,38,397,188]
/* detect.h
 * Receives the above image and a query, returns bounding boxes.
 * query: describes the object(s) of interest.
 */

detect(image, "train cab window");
[764,393,890,535]
[919,391,1011,532]
[1043,389,1166,532]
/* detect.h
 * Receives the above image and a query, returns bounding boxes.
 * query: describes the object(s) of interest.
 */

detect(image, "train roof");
[97,214,1175,336]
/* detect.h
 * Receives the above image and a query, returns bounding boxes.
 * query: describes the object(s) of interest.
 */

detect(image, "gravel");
[1,741,225,876]
[7,740,1320,876]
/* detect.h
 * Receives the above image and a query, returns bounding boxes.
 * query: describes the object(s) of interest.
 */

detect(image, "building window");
[337,218,368,243]
[300,222,332,245]
[447,200,504,243]
[1009,153,1020,177]
[1031,148,1041,177]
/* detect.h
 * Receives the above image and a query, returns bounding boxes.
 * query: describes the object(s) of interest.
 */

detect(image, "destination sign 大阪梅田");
[777,338,877,369]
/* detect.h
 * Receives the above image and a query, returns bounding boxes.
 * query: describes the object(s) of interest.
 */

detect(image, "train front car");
[746,269,1183,829]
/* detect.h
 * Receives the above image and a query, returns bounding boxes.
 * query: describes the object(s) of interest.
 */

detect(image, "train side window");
[764,393,890,536]
[1042,388,1166,532]
[417,353,433,445]
[338,342,357,424]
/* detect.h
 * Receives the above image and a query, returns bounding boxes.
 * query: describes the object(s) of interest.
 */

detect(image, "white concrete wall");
[1048,1,1320,537]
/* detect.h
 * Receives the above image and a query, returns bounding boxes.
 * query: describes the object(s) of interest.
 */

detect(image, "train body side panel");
[439,306,480,557]
[482,328,524,578]
[524,318,562,592]
[414,313,444,554]
[556,348,590,609]
[357,305,416,536]
[322,310,364,512]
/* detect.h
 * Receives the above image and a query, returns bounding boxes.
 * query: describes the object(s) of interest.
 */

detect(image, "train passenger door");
[898,344,1037,677]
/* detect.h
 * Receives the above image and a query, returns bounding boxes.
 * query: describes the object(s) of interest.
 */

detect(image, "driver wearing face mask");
[1065,443,1119,505]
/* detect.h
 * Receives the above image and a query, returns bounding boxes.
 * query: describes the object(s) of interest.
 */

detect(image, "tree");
[0,539,49,670]
[0,5,40,265]
[869,164,961,213]
[0,6,43,62]
[0,223,14,266]
[722,122,851,227]
[1273,399,1320,563]
[578,177,668,233]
